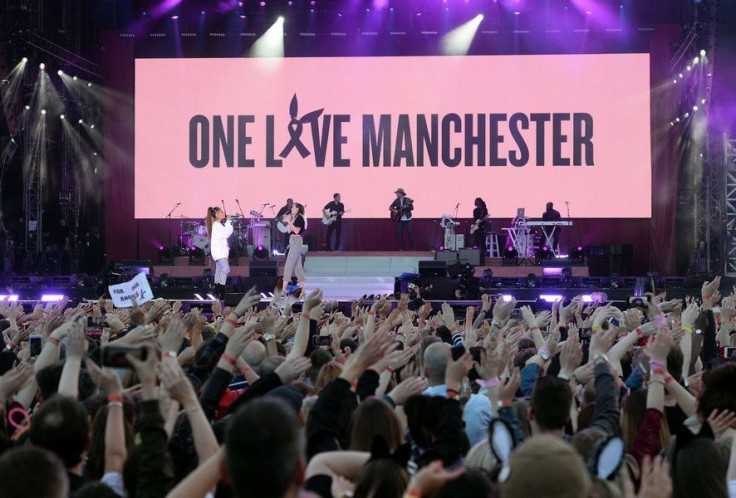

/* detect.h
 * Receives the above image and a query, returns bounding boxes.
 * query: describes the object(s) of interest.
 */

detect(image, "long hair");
[205,207,220,239]
[474,197,488,218]
[294,203,307,229]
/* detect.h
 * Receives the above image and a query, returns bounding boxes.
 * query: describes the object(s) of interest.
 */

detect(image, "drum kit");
[174,207,273,258]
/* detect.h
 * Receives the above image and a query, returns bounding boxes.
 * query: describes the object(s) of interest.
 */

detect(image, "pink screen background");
[135,54,651,219]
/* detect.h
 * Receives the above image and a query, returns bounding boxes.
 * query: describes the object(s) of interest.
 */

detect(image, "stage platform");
[148,251,590,300]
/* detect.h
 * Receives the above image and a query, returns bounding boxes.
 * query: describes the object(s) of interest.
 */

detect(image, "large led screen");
[135,54,651,219]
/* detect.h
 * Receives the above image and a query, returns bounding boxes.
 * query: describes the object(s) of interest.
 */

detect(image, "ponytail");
[205,207,217,239]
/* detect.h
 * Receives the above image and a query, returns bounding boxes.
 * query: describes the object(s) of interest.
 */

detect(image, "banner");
[108,273,154,308]
[135,54,651,219]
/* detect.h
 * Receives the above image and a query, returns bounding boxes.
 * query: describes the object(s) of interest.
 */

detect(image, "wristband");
[682,327,693,334]
[221,354,237,366]
[649,360,666,370]
[592,324,603,331]
[225,317,239,327]
[530,325,540,331]
[108,401,123,408]
[704,294,712,300]
[387,366,395,374]
[446,388,459,399]
[301,312,311,320]
[368,310,376,316]
[501,399,513,408]
[107,394,124,404]
[665,375,674,384]
[404,489,421,498]
[162,350,177,359]
[48,336,61,346]
[633,327,643,337]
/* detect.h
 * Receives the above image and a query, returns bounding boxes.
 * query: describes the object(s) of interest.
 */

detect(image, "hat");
[395,188,406,195]
[500,435,591,498]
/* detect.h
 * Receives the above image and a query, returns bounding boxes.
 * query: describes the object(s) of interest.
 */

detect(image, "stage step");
[304,255,433,276]
[304,275,396,301]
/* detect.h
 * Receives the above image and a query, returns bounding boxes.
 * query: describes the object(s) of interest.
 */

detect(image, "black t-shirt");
[323,201,345,220]
[473,206,488,222]
[542,209,562,221]
[276,205,292,219]
[291,215,305,235]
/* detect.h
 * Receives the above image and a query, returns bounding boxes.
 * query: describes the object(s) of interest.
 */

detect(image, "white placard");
[108,272,154,308]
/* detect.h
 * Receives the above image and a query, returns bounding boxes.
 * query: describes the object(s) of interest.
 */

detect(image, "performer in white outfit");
[206,206,233,299]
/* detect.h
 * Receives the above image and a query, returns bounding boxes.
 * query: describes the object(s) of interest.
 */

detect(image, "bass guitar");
[469,217,490,235]
[321,209,352,225]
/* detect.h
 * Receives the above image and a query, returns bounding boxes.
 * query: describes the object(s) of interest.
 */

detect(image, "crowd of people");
[0,275,735,497]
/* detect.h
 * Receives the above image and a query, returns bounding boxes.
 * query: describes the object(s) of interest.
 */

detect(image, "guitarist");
[471,197,489,264]
[323,193,345,251]
[389,188,414,250]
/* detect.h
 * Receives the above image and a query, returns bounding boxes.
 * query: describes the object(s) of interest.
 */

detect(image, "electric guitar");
[390,200,413,222]
[321,209,351,225]
[469,217,490,235]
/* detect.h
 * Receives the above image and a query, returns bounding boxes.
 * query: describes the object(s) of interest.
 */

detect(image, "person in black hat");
[389,188,414,250]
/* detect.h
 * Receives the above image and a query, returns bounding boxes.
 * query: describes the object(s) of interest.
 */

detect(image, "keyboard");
[525,221,573,226]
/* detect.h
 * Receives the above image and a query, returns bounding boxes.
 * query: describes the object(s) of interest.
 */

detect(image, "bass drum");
[191,235,211,255]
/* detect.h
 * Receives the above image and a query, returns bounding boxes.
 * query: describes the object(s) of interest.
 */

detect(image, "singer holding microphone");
[281,202,307,296]
[206,204,233,300]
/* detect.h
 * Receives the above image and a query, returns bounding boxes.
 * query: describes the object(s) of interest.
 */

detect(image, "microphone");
[176,202,181,206]
[236,199,240,204]
[455,203,460,208]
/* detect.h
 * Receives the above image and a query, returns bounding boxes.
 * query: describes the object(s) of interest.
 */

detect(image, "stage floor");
[153,251,589,278]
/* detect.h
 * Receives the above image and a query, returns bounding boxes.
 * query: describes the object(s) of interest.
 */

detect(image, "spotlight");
[701,98,706,104]
[502,246,518,266]
[87,82,92,87]
[684,112,689,118]
[73,76,78,81]
[537,244,553,262]
[570,245,585,264]
[200,10,205,14]
[90,124,95,129]
[57,69,63,75]
[78,119,83,124]
[260,1,265,5]
[678,73,683,78]
[171,15,179,19]
[40,109,46,115]
[686,65,691,71]
[39,63,45,69]
[22,57,28,62]
[438,245,445,251]
[24,105,30,110]
[700,49,706,56]
[672,79,677,84]
[278,16,284,21]
[60,114,65,120]
[693,105,698,111]
[693,57,699,64]
[675,117,680,122]
[253,244,269,260]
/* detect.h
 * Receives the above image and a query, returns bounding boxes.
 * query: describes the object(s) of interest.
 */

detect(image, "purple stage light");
[41,294,65,302]
[438,245,445,251]
[257,244,264,250]
[542,267,563,276]
[159,245,164,250]
[260,1,266,6]
[577,245,583,251]
[0,295,19,302]
[542,245,549,251]
[171,15,179,19]
[539,294,563,303]
[501,294,513,302]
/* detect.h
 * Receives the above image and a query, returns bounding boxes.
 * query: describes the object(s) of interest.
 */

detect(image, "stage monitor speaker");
[419,260,448,277]
[249,260,278,277]
[458,248,481,266]
[435,250,458,263]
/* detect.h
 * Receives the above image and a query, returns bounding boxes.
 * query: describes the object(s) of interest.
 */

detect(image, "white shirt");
[210,219,233,261]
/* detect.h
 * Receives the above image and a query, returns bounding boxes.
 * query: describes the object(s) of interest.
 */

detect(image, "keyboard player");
[542,202,562,251]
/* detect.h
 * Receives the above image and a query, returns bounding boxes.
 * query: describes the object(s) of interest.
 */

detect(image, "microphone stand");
[565,201,571,257]
[235,200,247,260]
[165,202,181,264]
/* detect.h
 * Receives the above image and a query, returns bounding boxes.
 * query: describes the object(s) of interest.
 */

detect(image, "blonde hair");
[465,440,497,472]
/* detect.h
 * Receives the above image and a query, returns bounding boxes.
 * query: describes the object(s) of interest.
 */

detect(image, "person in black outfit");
[389,188,414,250]
[542,201,562,252]
[470,197,489,262]
[275,198,294,253]
[323,193,345,251]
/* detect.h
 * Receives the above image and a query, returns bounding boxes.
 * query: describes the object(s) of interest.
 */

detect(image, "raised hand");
[387,377,426,405]
[86,360,123,396]
[233,287,261,317]
[274,356,311,384]
[0,362,34,403]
